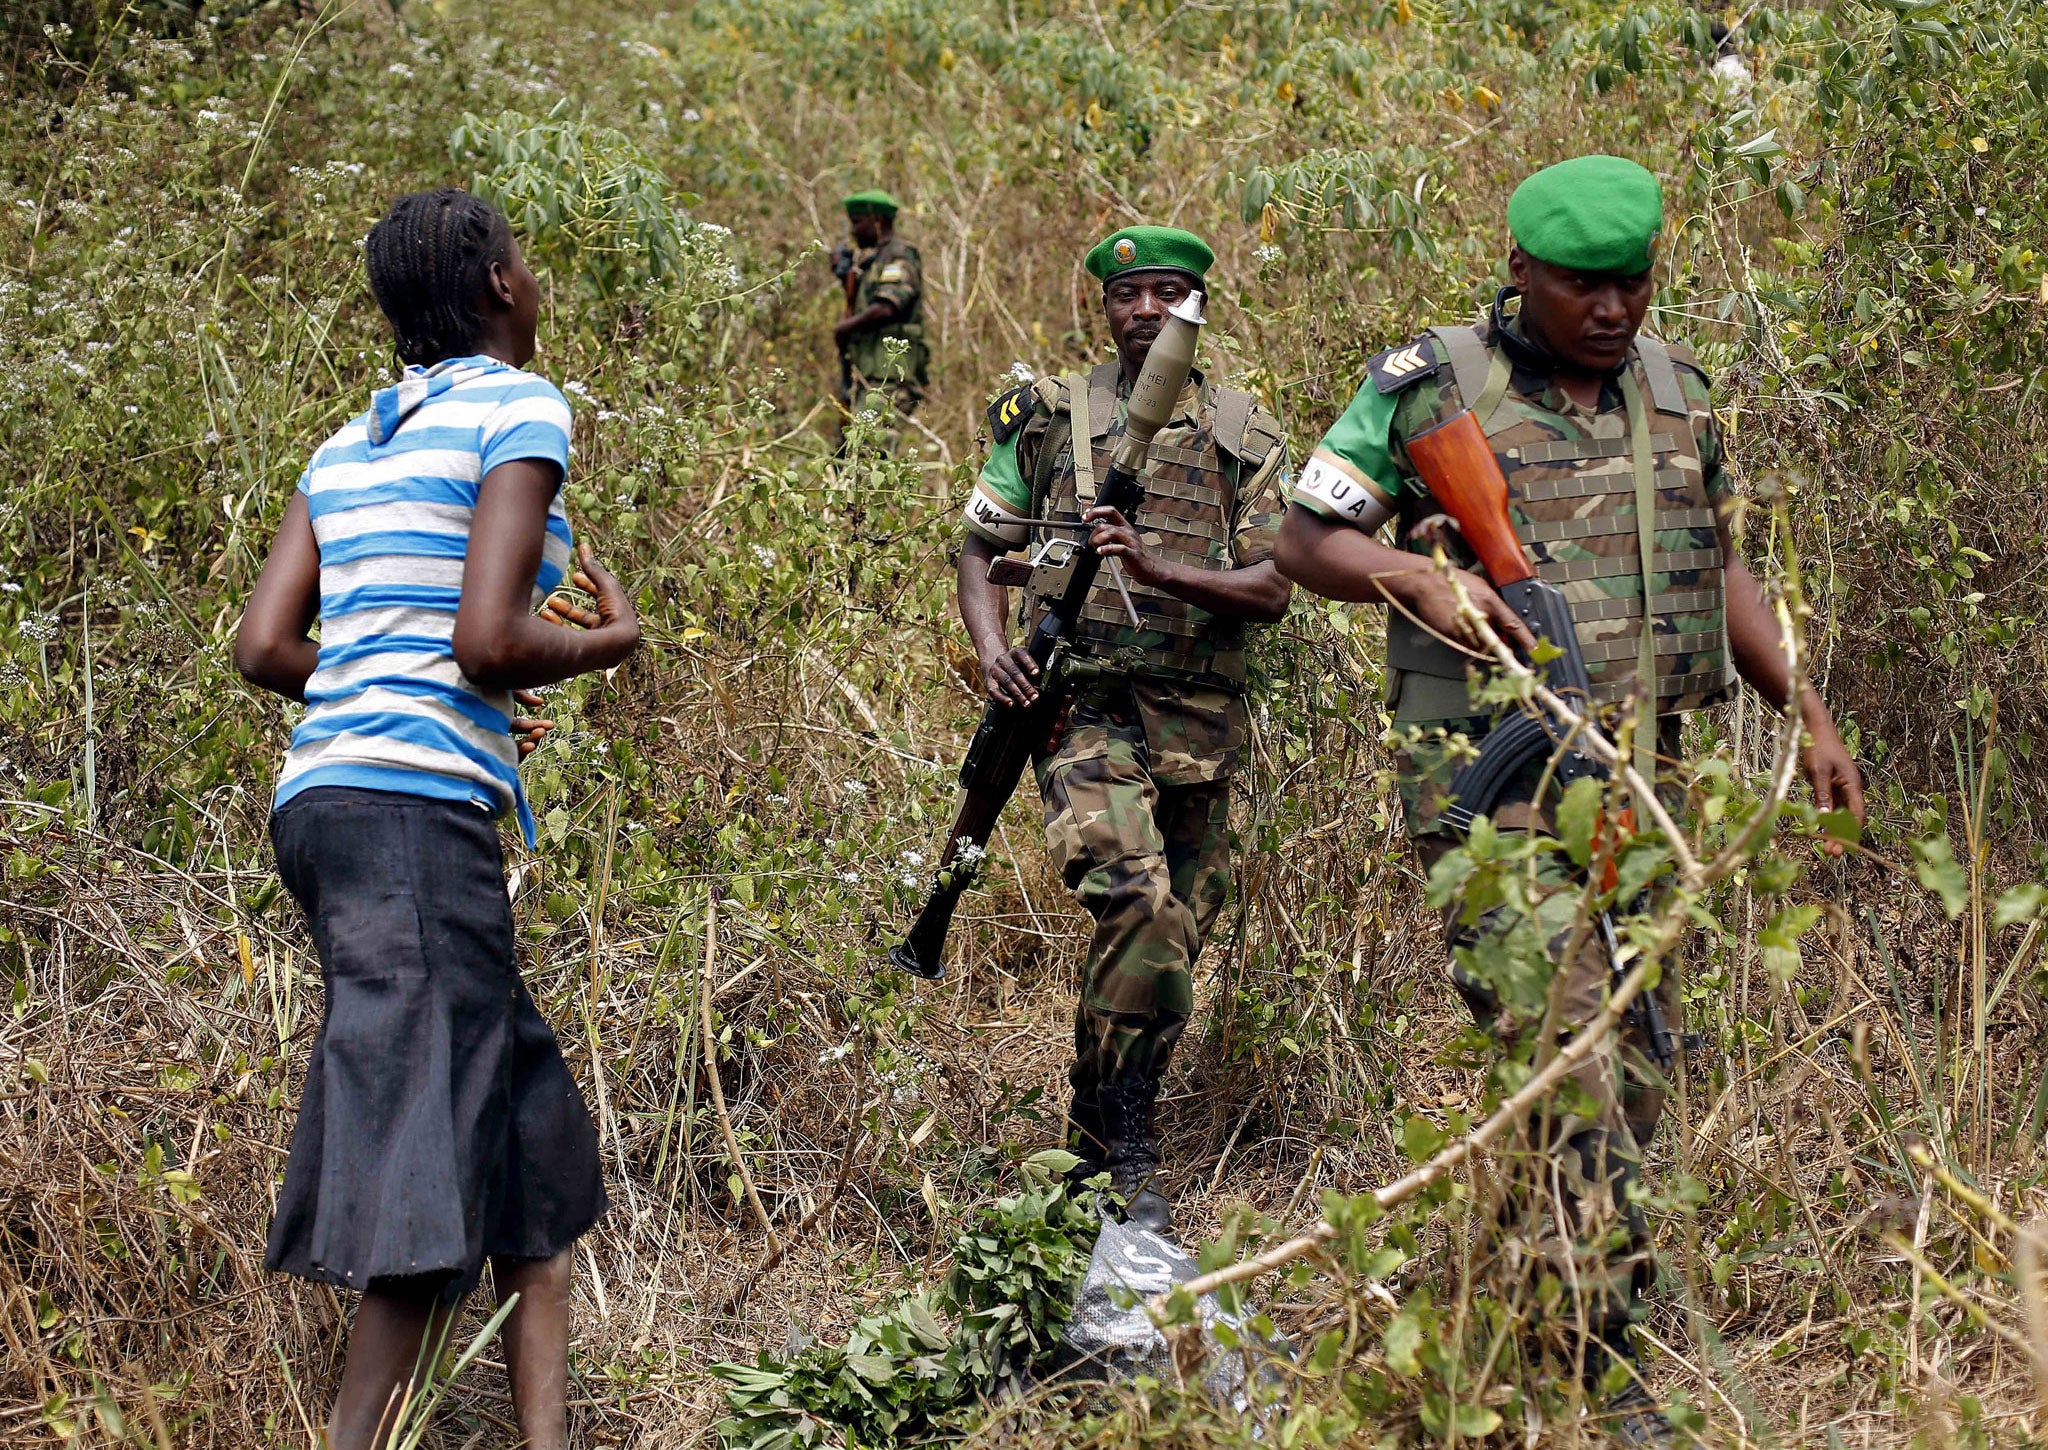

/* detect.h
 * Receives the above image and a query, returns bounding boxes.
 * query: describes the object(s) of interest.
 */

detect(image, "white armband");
[1292,451,1395,532]
[962,479,1031,548]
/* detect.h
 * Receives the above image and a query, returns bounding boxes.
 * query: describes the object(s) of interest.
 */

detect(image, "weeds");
[3,0,2047,1445]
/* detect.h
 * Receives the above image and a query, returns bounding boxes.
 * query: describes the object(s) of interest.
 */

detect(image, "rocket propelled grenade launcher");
[886,293,1207,980]
[1404,408,1681,1071]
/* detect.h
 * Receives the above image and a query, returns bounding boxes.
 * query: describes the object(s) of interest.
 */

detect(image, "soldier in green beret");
[1275,156,1864,1441]
[959,226,1293,1232]
[832,189,927,446]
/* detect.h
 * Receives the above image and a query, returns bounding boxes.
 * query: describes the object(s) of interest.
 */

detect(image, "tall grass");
[2,0,2045,1445]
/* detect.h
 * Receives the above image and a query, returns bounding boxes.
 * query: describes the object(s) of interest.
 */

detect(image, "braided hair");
[363,188,513,366]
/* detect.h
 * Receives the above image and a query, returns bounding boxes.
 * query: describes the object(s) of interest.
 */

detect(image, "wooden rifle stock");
[1401,409,1531,586]
[1406,409,1685,1072]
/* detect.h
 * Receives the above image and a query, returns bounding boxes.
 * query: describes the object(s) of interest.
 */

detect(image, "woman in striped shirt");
[236,189,638,1450]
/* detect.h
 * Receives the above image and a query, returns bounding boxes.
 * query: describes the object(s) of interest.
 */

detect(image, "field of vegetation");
[5,0,2048,1443]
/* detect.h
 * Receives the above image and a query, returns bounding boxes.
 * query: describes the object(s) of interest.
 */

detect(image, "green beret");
[1084,225,1213,285]
[843,189,900,218]
[1507,156,1664,275]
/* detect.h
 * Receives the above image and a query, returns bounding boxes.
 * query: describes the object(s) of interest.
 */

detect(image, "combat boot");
[1097,1070,1172,1234]
[1588,1326,1677,1447]
[1602,1382,1677,1447]
[1065,1084,1106,1186]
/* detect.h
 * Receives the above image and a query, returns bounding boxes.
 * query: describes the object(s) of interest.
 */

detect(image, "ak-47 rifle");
[887,292,1207,979]
[832,243,858,408]
[1403,409,1682,1071]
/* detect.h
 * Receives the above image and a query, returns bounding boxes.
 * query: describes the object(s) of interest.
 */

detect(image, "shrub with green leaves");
[712,1155,1100,1448]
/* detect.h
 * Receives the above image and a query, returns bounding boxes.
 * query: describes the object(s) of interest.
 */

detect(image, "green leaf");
[1760,903,1823,983]
[1911,834,1970,917]
[1304,1328,1345,1376]
[1816,809,1863,846]
[1401,1114,1446,1164]
[1383,1305,1423,1375]
[1993,883,2047,931]
[1556,776,1603,868]
[1454,1403,1503,1436]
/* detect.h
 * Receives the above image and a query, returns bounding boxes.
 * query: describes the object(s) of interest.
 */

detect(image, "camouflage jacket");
[845,235,926,382]
[1294,295,1736,835]
[1295,295,1734,727]
[965,365,1289,784]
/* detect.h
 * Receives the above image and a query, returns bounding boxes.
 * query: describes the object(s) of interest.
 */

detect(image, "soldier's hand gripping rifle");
[1404,409,1681,1071]
[886,292,1208,979]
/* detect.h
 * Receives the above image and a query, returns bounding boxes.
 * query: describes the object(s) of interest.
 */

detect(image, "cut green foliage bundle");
[712,1154,1100,1448]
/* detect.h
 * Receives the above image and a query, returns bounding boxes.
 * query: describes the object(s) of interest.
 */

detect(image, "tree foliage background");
[3,0,2047,1444]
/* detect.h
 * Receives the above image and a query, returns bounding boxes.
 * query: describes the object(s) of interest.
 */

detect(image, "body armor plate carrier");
[1022,362,1281,695]
[1388,325,1733,719]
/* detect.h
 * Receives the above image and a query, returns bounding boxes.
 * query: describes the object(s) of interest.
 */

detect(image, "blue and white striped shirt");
[274,355,574,846]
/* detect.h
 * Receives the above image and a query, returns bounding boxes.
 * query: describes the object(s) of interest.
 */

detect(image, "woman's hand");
[510,689,555,759]
[542,541,639,646]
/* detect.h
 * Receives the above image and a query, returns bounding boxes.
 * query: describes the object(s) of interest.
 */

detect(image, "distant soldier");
[1275,157,1863,1443]
[833,189,927,437]
[959,227,1292,1233]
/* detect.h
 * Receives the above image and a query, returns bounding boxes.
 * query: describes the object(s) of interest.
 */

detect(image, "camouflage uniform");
[841,234,928,420]
[964,364,1288,1088]
[1295,291,1732,1340]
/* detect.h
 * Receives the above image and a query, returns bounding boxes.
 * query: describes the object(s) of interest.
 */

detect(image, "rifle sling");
[1620,369,1659,785]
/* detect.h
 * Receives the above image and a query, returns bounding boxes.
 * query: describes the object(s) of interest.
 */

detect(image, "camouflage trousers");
[1401,720,1682,1346]
[1033,693,1230,1091]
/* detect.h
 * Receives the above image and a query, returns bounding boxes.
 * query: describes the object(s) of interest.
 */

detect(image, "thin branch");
[1163,950,1660,1307]
[700,895,780,1253]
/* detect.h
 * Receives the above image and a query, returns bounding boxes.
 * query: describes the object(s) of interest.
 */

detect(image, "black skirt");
[264,787,607,1296]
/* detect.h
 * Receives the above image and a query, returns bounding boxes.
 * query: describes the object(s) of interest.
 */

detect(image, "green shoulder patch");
[1367,337,1442,395]
[988,384,1035,443]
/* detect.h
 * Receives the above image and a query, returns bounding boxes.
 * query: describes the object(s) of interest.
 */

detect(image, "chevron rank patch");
[987,384,1034,443]
[1368,338,1441,394]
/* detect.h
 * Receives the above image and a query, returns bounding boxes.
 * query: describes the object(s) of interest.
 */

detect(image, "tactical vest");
[848,239,927,383]
[1388,325,1734,722]
[1021,362,1281,694]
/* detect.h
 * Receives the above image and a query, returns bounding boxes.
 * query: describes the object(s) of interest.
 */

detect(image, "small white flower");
[562,379,593,399]
[681,108,702,122]
[767,793,789,805]
[1254,244,1284,264]
[596,409,621,422]
[0,582,21,595]
[124,405,138,414]
[900,873,920,889]
[817,1041,854,1064]
[386,62,414,78]
[900,849,926,867]
[1007,360,1035,384]
[840,870,861,883]
[843,780,868,796]
[751,545,777,567]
